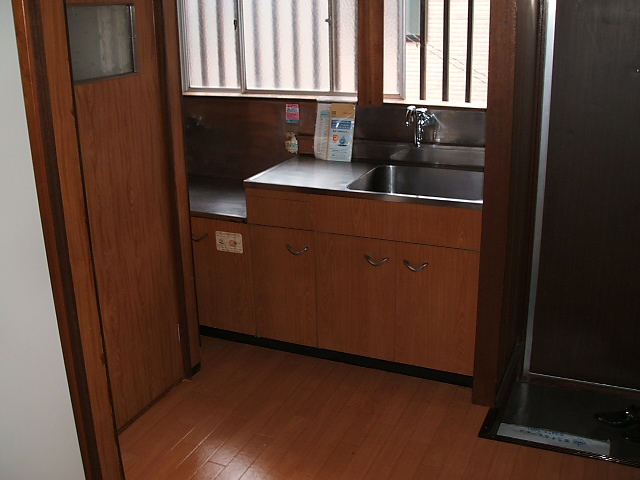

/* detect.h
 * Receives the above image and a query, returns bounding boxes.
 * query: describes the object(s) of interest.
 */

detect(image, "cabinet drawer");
[246,188,312,230]
[311,195,482,250]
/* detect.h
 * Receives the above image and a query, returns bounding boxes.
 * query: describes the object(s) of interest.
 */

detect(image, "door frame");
[11,0,198,478]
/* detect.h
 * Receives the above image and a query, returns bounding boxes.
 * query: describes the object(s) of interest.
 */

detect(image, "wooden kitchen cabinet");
[251,225,317,346]
[245,186,482,376]
[395,243,480,375]
[316,233,397,361]
[191,217,256,335]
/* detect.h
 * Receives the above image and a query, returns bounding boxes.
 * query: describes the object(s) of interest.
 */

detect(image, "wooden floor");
[120,336,640,480]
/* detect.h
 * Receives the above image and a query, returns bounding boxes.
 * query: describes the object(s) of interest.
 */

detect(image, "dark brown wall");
[183,97,316,179]
[183,96,485,179]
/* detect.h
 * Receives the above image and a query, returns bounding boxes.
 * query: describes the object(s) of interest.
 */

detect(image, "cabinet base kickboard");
[199,326,473,388]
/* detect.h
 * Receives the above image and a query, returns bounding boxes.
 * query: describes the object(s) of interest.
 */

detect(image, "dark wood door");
[70,0,185,427]
[529,0,640,389]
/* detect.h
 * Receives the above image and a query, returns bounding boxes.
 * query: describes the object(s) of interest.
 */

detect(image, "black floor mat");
[479,381,640,468]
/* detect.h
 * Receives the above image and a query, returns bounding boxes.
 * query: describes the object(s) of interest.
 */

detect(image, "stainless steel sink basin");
[346,165,483,201]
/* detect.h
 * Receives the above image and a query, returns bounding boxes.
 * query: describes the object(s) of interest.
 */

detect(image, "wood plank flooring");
[119,337,640,479]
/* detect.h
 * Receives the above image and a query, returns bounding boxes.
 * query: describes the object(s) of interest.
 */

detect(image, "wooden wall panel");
[183,97,318,179]
[357,0,384,106]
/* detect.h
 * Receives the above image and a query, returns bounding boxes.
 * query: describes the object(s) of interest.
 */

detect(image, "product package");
[313,102,356,162]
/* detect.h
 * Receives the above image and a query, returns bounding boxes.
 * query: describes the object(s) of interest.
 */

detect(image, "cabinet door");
[191,218,256,335]
[316,233,396,361]
[251,225,317,346]
[395,243,479,375]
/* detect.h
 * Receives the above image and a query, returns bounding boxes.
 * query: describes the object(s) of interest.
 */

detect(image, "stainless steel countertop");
[244,156,483,210]
[189,176,247,221]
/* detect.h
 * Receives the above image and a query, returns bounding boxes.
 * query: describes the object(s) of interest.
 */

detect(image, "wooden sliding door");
[70,0,186,428]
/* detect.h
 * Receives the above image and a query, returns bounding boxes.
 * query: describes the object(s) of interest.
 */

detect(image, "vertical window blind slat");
[419,0,427,100]
[442,0,450,102]
[465,0,474,102]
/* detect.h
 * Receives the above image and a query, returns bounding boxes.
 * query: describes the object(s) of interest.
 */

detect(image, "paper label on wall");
[215,231,243,254]
[285,103,300,123]
[314,102,355,162]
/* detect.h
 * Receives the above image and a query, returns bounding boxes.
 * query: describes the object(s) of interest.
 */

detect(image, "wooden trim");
[201,327,473,388]
[155,0,199,374]
[472,0,542,406]
[357,0,384,106]
[11,1,123,478]
[472,0,518,406]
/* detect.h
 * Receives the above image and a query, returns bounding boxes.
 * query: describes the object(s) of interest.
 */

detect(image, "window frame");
[177,0,487,109]
[177,0,360,99]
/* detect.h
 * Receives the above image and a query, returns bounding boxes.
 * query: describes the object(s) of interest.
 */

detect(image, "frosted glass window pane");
[182,0,239,89]
[447,0,469,104]
[333,0,357,93]
[425,0,445,101]
[67,5,136,83]
[242,0,330,92]
[470,0,489,104]
[383,0,402,96]
[178,0,356,95]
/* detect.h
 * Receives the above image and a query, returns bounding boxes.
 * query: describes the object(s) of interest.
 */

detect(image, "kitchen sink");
[346,164,483,201]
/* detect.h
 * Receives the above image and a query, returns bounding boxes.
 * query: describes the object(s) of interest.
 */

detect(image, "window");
[390,0,490,106]
[178,0,489,107]
[180,0,357,94]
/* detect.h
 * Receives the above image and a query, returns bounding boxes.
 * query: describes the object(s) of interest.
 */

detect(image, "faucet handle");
[405,105,416,126]
[423,109,437,125]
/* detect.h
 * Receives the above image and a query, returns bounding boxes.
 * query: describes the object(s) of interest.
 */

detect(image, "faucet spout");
[405,105,437,147]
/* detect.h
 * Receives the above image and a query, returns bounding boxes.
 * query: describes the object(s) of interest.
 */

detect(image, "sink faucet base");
[405,105,438,147]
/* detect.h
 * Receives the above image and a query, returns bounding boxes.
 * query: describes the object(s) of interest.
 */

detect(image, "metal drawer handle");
[364,254,389,267]
[403,259,429,272]
[191,233,208,242]
[286,244,309,255]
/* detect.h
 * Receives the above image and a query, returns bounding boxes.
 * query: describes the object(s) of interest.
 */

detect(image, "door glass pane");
[67,5,136,83]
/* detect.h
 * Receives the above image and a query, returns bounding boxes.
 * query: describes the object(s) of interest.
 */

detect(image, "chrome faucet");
[405,105,437,147]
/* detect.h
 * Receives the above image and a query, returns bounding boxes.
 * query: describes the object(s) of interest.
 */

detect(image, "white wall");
[0,4,86,480]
